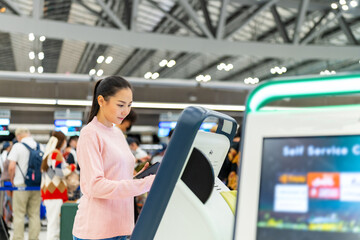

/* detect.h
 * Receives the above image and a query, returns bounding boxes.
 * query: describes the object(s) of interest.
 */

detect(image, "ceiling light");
[196,75,204,82]
[28,33,35,41]
[244,77,259,84]
[159,59,168,67]
[96,69,103,76]
[350,0,358,7]
[342,4,349,10]
[89,69,96,76]
[29,51,35,60]
[228,64,234,70]
[37,66,43,73]
[38,52,44,60]
[39,36,46,42]
[331,2,338,8]
[204,75,211,82]
[339,0,347,5]
[29,66,35,73]
[0,7,6,13]
[281,67,287,73]
[144,72,152,79]
[97,56,105,64]
[167,60,176,68]
[151,72,160,79]
[105,56,113,64]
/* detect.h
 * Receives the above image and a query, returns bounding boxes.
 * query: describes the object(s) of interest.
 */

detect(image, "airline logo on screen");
[308,173,340,199]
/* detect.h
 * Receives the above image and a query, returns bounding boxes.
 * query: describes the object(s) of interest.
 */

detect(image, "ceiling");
[0,0,360,140]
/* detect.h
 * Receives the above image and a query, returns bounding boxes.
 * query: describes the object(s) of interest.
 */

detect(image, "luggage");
[60,202,78,240]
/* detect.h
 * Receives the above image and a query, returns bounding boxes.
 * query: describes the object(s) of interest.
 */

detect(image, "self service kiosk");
[131,106,237,240]
[235,73,360,240]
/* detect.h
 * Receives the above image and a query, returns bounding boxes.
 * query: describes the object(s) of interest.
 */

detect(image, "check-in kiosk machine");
[234,74,360,240]
[131,106,237,240]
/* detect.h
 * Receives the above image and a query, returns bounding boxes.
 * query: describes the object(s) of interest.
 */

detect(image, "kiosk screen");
[257,135,360,240]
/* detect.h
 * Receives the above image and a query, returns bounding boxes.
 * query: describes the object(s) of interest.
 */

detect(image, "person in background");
[116,109,137,134]
[63,136,81,201]
[1,141,12,174]
[151,143,167,164]
[64,136,79,167]
[0,141,13,228]
[218,126,242,190]
[41,131,76,240]
[8,128,43,240]
[127,137,150,168]
[72,76,155,240]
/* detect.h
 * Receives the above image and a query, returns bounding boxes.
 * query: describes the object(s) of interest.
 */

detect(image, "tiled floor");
[9,229,47,240]
[8,220,48,240]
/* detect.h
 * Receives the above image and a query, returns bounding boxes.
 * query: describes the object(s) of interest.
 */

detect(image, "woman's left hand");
[134,162,150,177]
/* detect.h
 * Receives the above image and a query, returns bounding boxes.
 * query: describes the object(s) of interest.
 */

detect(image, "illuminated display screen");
[157,121,217,137]
[54,119,82,136]
[257,135,360,240]
[0,118,10,136]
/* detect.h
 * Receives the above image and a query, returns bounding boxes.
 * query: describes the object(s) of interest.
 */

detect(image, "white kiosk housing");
[131,106,237,240]
[234,73,360,240]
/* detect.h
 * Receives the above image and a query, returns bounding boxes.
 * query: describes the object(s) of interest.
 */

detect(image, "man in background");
[8,128,42,240]
[116,109,137,135]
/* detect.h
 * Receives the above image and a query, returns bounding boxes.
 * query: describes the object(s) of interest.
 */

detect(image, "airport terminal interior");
[0,0,360,239]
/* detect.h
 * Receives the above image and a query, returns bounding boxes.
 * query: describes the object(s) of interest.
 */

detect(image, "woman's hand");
[134,162,150,177]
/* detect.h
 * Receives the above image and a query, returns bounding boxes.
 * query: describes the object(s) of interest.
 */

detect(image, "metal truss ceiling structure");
[0,0,359,83]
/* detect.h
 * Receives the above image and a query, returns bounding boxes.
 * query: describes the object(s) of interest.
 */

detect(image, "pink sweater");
[72,116,155,239]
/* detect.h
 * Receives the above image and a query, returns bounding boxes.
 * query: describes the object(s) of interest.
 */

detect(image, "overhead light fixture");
[151,72,160,79]
[342,4,349,10]
[217,63,234,71]
[144,72,152,79]
[339,0,347,5]
[89,69,96,76]
[244,77,259,84]
[96,69,104,76]
[97,56,105,64]
[159,59,168,67]
[167,60,176,68]
[144,72,160,79]
[39,36,46,42]
[0,97,251,111]
[38,52,44,60]
[320,70,336,75]
[196,74,211,82]
[28,33,35,41]
[331,2,338,8]
[0,97,56,105]
[29,66,35,73]
[105,56,113,64]
[350,0,358,7]
[38,66,44,73]
[0,7,6,13]
[29,51,35,60]
[270,66,287,75]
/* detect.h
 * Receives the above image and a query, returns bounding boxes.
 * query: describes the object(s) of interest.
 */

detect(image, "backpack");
[17,142,44,187]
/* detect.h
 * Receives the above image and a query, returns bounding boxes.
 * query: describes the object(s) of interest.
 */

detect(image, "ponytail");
[87,76,133,124]
[88,80,102,123]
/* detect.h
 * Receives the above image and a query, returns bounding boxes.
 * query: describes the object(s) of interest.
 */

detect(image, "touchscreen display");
[257,136,360,240]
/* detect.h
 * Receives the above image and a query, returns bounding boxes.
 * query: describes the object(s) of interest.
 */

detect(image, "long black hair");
[88,76,132,123]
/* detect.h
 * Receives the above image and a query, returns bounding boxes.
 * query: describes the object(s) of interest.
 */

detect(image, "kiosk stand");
[131,106,237,240]
[235,74,360,240]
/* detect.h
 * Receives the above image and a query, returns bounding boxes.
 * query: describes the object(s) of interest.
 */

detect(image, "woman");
[41,131,76,240]
[72,76,155,240]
